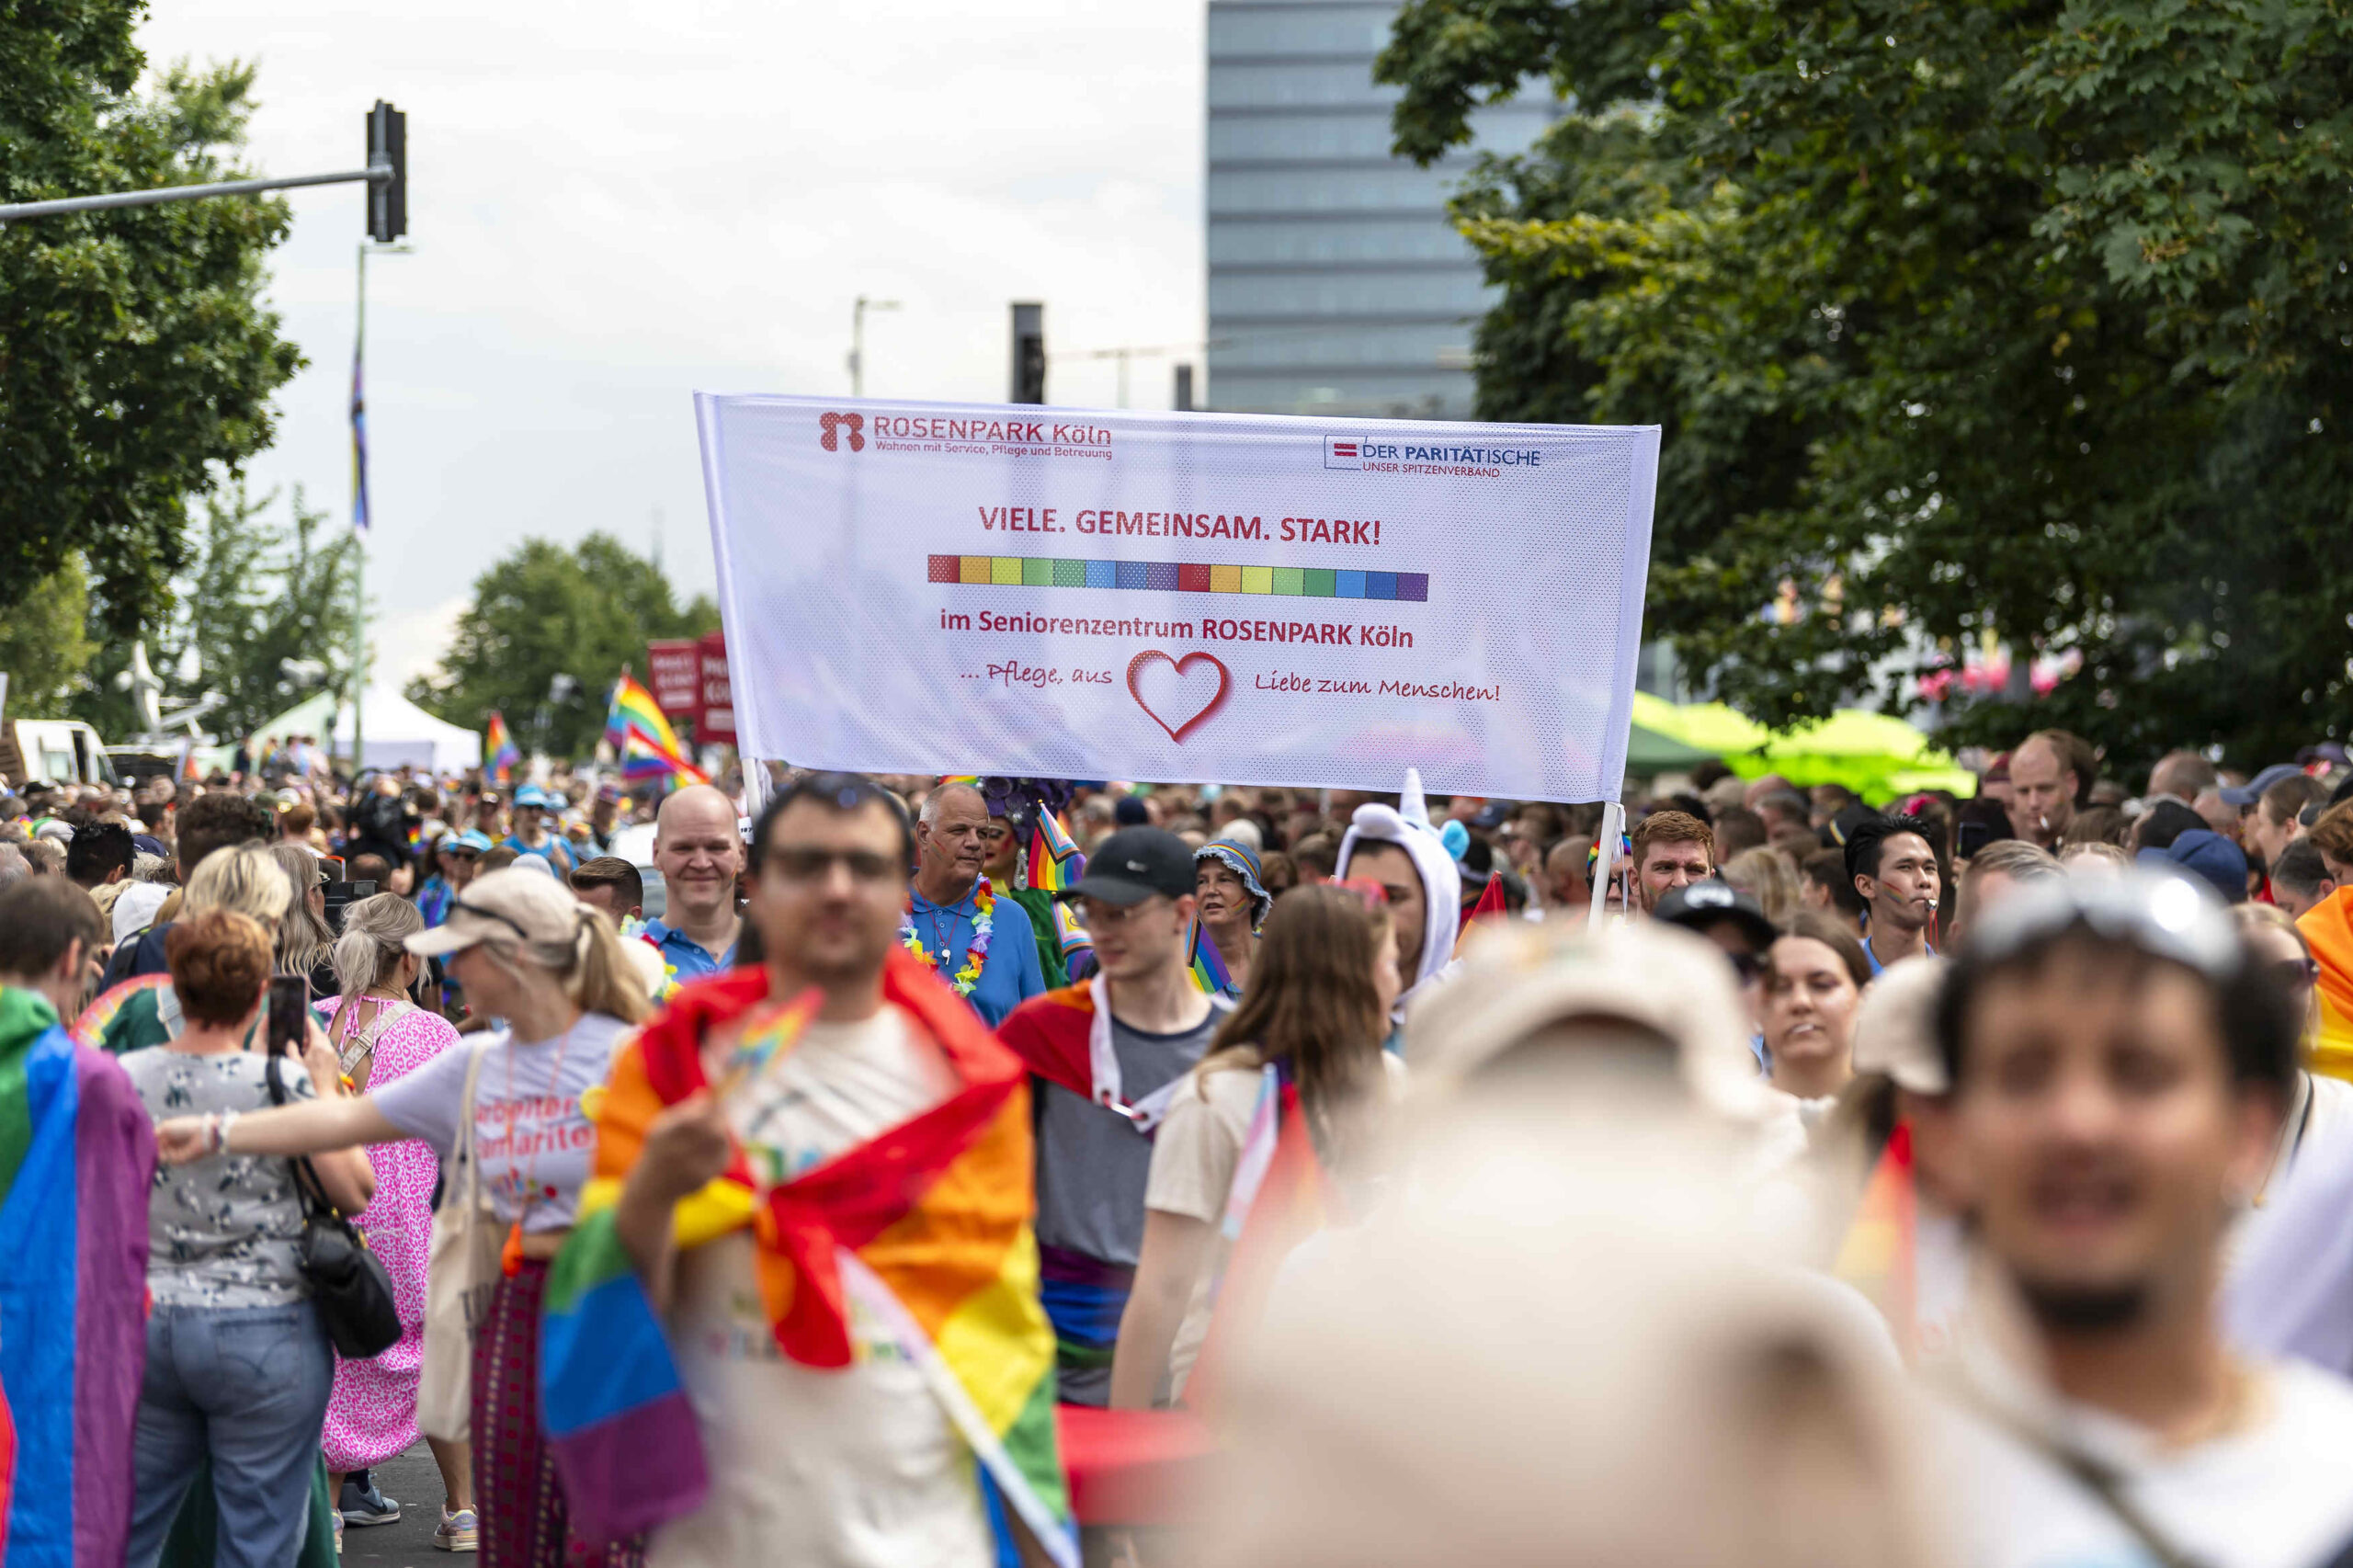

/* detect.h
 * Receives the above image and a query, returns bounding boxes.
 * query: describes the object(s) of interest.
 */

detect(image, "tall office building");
[1205,0,1558,419]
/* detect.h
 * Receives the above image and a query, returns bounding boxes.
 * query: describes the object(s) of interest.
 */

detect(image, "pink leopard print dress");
[318,996,459,1470]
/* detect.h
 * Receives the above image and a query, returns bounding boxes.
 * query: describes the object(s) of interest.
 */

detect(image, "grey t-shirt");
[370,1013,632,1232]
[1033,1005,1222,1403]
[121,1049,317,1309]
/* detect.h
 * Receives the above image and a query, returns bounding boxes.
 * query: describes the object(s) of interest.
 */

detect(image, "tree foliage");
[407,534,720,759]
[1,2,303,638]
[66,483,357,743]
[1379,0,2353,770]
[0,554,99,712]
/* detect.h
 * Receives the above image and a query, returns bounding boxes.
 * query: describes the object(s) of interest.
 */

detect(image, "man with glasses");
[585,773,1071,1565]
[1919,872,2353,1567]
[904,782,1045,1028]
[998,824,1222,1403]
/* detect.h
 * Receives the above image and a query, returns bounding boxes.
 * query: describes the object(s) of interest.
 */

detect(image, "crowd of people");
[3,726,2353,1567]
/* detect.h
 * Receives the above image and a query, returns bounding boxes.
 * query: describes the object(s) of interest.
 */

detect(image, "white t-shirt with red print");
[371,1012,634,1232]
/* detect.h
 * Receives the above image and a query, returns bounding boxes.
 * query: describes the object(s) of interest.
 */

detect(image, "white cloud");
[131,0,1208,656]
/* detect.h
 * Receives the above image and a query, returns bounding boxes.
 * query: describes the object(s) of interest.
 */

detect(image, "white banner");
[696,394,1657,801]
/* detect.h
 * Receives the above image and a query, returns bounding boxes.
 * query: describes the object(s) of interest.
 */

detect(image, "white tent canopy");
[250,683,482,774]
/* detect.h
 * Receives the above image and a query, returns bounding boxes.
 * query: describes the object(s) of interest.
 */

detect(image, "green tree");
[1,5,303,639]
[1379,0,2353,771]
[68,483,357,741]
[408,534,720,759]
[0,554,99,712]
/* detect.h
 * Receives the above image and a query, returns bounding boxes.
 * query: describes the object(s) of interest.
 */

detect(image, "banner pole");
[1586,801,1624,935]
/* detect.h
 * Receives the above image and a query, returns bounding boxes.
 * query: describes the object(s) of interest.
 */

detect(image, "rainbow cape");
[542,954,1073,1562]
[1831,1122,1919,1360]
[997,980,1220,1385]
[0,987,153,1568]
[68,974,173,1052]
[2302,887,2353,1084]
[485,712,519,784]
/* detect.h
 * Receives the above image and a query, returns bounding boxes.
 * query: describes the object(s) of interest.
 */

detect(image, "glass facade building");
[1205,0,1559,418]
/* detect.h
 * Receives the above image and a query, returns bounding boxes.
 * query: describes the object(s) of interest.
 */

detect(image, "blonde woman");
[1722,845,1801,928]
[269,842,338,999]
[153,869,651,1568]
[87,844,292,1053]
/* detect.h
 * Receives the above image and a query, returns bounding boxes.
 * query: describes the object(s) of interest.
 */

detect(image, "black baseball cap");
[1654,881,1779,952]
[1058,826,1195,906]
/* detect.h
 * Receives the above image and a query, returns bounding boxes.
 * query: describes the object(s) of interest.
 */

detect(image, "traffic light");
[366,100,406,243]
[1009,301,1045,404]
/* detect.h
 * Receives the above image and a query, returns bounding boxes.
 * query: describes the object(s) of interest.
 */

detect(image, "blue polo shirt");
[907,881,1047,1028]
[642,918,739,988]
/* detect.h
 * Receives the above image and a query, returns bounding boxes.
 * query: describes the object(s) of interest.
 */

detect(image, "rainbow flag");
[542,956,1074,1563]
[68,975,173,1052]
[1051,900,1092,966]
[1188,918,1235,997]
[618,728,709,790]
[1832,1122,1919,1360]
[1181,1064,1338,1416]
[1025,816,1085,894]
[485,712,519,785]
[607,675,705,788]
[2302,887,2353,1083]
[0,987,153,1568]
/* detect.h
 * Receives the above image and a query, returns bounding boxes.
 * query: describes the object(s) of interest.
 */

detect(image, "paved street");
[339,1441,461,1563]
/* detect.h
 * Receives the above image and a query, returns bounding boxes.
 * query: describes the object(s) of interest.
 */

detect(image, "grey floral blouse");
[119,1049,315,1309]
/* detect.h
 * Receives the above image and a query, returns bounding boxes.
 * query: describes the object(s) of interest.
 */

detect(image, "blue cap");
[2219,763,2305,810]
[444,830,494,854]
[514,784,550,808]
[2138,830,2249,904]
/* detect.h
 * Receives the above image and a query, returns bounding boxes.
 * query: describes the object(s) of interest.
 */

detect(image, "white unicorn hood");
[1336,768,1463,1010]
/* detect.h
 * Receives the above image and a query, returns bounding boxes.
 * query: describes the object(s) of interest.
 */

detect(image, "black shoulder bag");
[265,1051,404,1358]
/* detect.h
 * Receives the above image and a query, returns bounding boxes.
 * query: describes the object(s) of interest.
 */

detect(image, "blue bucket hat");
[1194,837,1273,929]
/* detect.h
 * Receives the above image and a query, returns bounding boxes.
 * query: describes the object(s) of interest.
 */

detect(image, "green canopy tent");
[1622,694,1974,801]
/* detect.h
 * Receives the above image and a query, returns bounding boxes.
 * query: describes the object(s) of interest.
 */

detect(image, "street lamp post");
[849,295,900,398]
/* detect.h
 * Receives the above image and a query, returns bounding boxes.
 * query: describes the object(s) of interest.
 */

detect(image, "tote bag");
[419,1042,502,1442]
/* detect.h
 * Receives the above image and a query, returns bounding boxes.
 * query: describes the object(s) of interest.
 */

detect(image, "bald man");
[642,783,746,985]
[909,781,1045,1027]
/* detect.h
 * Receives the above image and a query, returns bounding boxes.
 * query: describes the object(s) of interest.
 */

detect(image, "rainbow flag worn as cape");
[485,712,519,785]
[542,954,1073,1563]
[68,974,174,1052]
[0,987,153,1568]
[1831,1122,1919,1360]
[2302,887,2353,1084]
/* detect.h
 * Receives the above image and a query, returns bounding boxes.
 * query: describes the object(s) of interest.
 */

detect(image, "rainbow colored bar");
[927,555,1429,602]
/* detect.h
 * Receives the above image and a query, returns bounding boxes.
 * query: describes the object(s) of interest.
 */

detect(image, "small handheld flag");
[1188,918,1234,995]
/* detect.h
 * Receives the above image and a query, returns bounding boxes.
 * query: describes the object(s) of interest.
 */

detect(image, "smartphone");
[322,880,377,934]
[1956,819,1992,860]
[267,974,311,1057]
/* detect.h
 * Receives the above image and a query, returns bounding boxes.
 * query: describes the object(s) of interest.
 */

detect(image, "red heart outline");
[1125,650,1232,744]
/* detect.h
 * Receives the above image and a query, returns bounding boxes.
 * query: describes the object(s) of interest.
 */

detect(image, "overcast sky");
[133,0,1210,678]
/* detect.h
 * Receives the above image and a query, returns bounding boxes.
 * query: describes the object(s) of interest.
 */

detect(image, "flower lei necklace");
[903,877,995,996]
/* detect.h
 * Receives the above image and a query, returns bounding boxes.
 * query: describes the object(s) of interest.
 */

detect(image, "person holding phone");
[150,869,653,1568]
[117,910,376,1568]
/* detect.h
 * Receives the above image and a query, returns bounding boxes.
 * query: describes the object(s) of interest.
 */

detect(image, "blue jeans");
[126,1301,334,1568]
